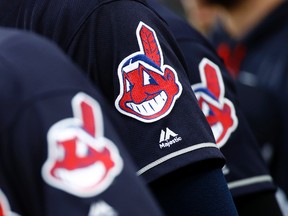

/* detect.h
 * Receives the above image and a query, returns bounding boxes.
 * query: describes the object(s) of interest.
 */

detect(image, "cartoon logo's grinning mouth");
[54,162,107,189]
[126,91,167,116]
[50,132,115,187]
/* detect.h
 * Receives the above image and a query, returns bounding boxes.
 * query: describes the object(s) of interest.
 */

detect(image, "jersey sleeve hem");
[227,175,277,197]
[137,142,225,182]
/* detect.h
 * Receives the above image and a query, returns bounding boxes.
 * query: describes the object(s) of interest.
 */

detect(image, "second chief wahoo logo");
[192,58,238,148]
[115,22,182,123]
[42,93,123,197]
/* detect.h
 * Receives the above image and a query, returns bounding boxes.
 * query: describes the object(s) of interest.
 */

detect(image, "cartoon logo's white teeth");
[126,91,167,116]
[211,122,223,142]
[54,162,106,189]
[52,136,109,188]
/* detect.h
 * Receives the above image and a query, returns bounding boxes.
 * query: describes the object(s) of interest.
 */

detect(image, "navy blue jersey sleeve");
[146,0,276,197]
[180,39,276,196]
[75,0,226,182]
[0,0,225,185]
[208,1,288,199]
[0,28,164,216]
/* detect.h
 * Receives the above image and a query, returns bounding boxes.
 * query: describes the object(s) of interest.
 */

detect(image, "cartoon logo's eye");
[202,101,210,116]
[126,79,133,92]
[202,101,215,117]
[143,70,157,86]
[209,109,214,116]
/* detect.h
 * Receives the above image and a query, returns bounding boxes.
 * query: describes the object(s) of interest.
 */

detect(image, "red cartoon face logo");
[192,58,238,148]
[115,22,182,123]
[42,93,123,197]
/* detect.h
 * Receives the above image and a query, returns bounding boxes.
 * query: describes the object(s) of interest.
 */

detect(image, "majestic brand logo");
[159,127,182,149]
[192,58,238,148]
[42,93,123,197]
[115,22,182,123]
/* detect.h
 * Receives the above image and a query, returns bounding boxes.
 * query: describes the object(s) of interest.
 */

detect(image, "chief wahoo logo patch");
[42,93,123,197]
[192,58,238,148]
[115,22,182,123]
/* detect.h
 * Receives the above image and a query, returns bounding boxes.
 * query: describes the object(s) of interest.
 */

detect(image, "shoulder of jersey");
[0,28,95,98]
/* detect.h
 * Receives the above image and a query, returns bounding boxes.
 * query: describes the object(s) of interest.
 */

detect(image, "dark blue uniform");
[209,0,288,199]
[0,0,226,183]
[0,28,164,216]
[147,0,276,197]
[0,1,240,215]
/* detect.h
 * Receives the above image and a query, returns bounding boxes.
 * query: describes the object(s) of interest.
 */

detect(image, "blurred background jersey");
[0,28,164,216]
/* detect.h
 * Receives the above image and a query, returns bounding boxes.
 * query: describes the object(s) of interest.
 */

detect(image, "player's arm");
[0,30,164,216]
[88,1,238,215]
[176,37,282,215]
[150,162,237,216]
